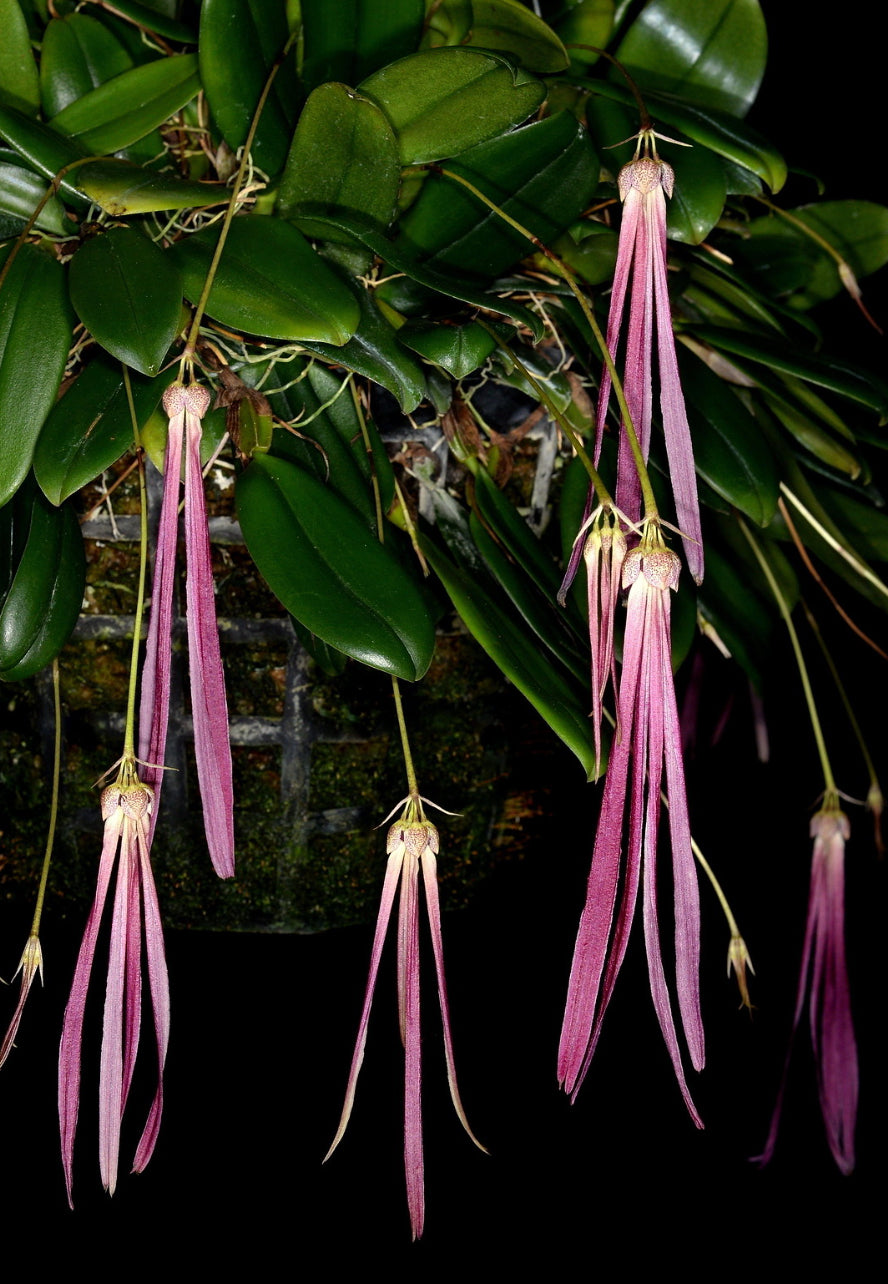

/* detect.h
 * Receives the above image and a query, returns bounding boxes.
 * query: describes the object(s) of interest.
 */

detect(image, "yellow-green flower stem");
[739,519,838,806]
[180,31,299,377]
[27,659,62,938]
[120,366,150,766]
[434,165,659,519]
[351,384,425,816]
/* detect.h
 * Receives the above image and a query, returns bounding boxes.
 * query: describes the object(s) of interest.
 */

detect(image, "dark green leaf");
[199,0,300,176]
[69,226,183,376]
[679,351,778,523]
[277,82,400,240]
[237,453,435,680]
[0,0,40,116]
[462,0,570,72]
[358,47,545,164]
[0,244,73,509]
[422,536,596,776]
[0,101,90,205]
[616,0,767,118]
[550,0,614,63]
[83,0,195,43]
[0,482,85,681]
[39,12,133,117]
[398,320,498,377]
[300,283,428,412]
[396,111,600,277]
[33,356,164,504]
[0,155,67,233]
[171,216,361,344]
[665,141,726,244]
[301,0,425,89]
[49,53,200,154]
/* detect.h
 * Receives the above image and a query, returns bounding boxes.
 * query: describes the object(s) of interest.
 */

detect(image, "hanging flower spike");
[139,381,234,879]
[58,760,170,1205]
[584,509,627,779]
[559,525,704,1123]
[325,805,485,1241]
[594,140,703,584]
[755,808,858,1174]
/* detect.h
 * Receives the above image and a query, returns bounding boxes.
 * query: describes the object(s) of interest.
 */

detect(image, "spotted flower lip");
[325,808,485,1241]
[558,533,704,1122]
[754,808,858,1174]
[58,764,170,1205]
[139,381,234,879]
[593,151,704,584]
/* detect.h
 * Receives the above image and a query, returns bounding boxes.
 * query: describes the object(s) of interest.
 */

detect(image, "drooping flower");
[558,526,704,1122]
[139,381,234,879]
[754,808,858,1174]
[0,934,43,1070]
[325,803,485,1241]
[591,139,703,584]
[58,759,170,1205]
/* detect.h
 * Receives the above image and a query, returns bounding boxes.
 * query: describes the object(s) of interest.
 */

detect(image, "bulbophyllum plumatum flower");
[558,525,704,1123]
[755,807,858,1174]
[581,132,703,585]
[58,758,170,1205]
[325,798,485,1241]
[139,381,234,879]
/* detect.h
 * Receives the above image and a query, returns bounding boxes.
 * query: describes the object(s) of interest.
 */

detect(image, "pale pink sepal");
[183,388,234,878]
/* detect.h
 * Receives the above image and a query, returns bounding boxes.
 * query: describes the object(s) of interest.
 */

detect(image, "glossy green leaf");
[69,227,183,376]
[462,0,570,72]
[74,159,229,215]
[308,209,545,339]
[0,482,85,681]
[300,284,427,412]
[358,47,545,164]
[0,244,74,510]
[0,0,40,116]
[469,512,588,684]
[616,0,767,118]
[587,82,786,193]
[397,320,498,378]
[33,356,164,504]
[396,112,600,278]
[0,155,67,234]
[39,13,133,117]
[421,537,596,776]
[199,0,300,176]
[277,83,400,240]
[761,389,863,479]
[172,217,360,345]
[690,324,888,417]
[679,353,778,523]
[254,359,378,526]
[48,54,200,154]
[301,0,425,88]
[550,0,614,63]
[664,141,727,244]
[423,0,473,46]
[0,101,90,205]
[84,0,195,43]
[741,202,888,309]
[471,464,566,598]
[237,453,435,680]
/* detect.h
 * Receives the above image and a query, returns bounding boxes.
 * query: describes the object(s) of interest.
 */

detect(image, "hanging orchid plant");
[0,0,884,1239]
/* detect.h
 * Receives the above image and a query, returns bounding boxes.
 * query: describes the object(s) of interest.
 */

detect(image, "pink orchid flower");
[558,533,704,1123]
[600,148,703,583]
[139,382,234,879]
[0,935,43,1070]
[755,808,858,1174]
[58,764,170,1205]
[325,808,485,1241]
